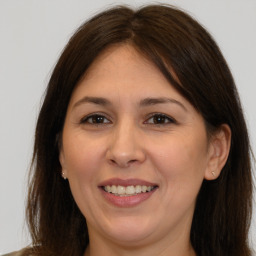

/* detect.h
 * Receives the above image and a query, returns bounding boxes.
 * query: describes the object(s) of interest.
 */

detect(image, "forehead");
[82,44,163,85]
[69,44,187,106]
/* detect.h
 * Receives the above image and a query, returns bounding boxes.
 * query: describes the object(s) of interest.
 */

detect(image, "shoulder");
[1,248,31,256]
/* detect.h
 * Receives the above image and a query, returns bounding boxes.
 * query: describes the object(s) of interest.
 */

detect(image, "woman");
[5,4,253,256]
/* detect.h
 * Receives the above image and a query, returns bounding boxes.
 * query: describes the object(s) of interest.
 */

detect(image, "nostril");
[108,158,137,168]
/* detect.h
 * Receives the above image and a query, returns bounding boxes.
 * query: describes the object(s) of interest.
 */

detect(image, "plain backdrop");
[0,0,255,254]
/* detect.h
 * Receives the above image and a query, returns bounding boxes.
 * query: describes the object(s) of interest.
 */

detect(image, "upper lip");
[98,178,158,187]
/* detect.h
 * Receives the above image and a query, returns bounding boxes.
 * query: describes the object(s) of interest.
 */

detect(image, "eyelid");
[144,113,177,125]
[78,112,176,126]
[80,112,112,124]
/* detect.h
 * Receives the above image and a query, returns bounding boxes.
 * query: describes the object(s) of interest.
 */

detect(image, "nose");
[106,120,146,168]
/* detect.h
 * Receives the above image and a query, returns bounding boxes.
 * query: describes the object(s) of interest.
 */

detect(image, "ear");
[204,124,231,180]
[59,149,68,180]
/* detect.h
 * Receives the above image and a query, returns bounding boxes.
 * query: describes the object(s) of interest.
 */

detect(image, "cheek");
[146,132,208,184]
[63,132,106,179]
[62,133,107,216]
[148,133,208,217]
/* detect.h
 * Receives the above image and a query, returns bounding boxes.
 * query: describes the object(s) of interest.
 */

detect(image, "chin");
[99,216,156,246]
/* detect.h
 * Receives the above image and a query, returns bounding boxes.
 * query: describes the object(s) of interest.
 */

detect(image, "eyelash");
[80,113,176,126]
[80,113,111,125]
[144,113,176,125]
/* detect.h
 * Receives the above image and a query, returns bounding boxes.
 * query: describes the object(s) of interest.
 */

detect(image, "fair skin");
[60,44,231,256]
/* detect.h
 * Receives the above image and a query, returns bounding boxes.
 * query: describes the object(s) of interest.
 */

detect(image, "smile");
[99,178,158,207]
[103,185,156,196]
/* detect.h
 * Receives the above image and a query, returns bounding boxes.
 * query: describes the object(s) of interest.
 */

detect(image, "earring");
[62,171,67,180]
[211,171,216,177]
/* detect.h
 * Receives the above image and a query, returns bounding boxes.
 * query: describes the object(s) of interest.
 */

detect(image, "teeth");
[105,185,111,193]
[103,185,155,196]
[126,185,135,195]
[117,185,125,195]
[135,185,141,193]
[142,185,147,192]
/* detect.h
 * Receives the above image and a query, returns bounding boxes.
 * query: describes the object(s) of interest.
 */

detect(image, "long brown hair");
[25,4,253,256]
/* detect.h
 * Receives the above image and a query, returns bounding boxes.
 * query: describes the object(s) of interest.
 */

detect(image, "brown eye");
[81,114,111,124]
[146,114,175,125]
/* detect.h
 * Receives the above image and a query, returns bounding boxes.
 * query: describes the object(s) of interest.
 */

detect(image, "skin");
[60,44,231,256]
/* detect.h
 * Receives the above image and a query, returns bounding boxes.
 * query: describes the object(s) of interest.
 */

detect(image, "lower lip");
[100,188,157,207]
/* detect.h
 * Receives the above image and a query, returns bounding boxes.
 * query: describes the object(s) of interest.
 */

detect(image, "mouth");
[102,185,157,197]
[98,178,158,207]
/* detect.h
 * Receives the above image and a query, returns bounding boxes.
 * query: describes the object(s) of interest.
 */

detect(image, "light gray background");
[0,0,255,254]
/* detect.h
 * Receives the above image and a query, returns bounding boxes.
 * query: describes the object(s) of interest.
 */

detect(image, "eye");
[145,113,176,125]
[80,114,111,125]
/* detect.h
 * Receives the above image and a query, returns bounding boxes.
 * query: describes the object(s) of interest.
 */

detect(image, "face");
[60,45,215,249]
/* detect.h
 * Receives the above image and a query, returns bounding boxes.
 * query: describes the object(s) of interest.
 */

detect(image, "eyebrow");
[73,96,111,109]
[139,97,187,111]
[72,96,187,111]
